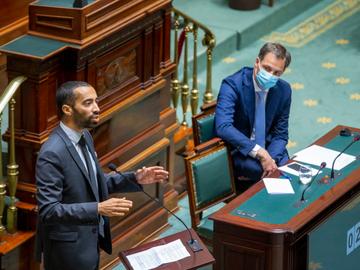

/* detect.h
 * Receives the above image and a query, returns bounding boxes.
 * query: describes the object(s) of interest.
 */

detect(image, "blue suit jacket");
[215,67,291,174]
[36,126,142,270]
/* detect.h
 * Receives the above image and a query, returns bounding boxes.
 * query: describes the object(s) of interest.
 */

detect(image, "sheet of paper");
[126,239,190,270]
[279,162,320,176]
[293,144,356,170]
[263,178,295,194]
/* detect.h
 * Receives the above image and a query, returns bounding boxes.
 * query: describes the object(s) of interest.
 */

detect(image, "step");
[172,0,319,72]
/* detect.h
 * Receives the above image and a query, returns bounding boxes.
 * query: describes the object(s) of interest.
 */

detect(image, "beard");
[72,108,99,129]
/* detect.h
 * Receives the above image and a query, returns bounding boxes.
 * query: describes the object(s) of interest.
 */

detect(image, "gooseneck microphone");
[330,134,360,181]
[108,163,203,252]
[300,162,326,202]
[73,0,88,8]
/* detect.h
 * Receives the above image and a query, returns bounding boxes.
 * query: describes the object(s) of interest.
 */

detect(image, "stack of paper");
[126,239,190,270]
[263,178,294,194]
[293,144,355,170]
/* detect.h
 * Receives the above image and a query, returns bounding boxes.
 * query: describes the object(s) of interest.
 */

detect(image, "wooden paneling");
[28,0,172,45]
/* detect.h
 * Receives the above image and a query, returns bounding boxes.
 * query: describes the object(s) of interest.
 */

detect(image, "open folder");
[120,229,214,270]
[126,239,190,270]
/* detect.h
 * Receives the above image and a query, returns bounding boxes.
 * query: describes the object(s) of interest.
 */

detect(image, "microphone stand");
[330,135,360,181]
[108,163,203,252]
[294,162,326,208]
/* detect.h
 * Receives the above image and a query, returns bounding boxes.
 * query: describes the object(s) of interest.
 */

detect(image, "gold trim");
[335,77,350,84]
[350,93,360,100]
[304,99,318,107]
[317,117,332,124]
[263,0,360,47]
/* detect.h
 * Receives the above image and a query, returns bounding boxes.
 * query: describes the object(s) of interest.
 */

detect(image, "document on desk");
[263,178,295,194]
[293,144,356,170]
[279,162,320,176]
[126,239,190,270]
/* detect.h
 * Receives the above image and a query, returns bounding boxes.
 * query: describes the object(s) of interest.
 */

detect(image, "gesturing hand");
[135,166,169,185]
[98,197,133,217]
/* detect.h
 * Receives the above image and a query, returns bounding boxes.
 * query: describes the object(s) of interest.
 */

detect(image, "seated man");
[215,42,292,183]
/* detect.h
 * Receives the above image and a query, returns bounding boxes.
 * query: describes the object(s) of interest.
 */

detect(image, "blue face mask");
[255,67,279,90]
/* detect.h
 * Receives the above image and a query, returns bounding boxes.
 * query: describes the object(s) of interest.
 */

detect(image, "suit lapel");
[55,126,99,201]
[243,69,256,132]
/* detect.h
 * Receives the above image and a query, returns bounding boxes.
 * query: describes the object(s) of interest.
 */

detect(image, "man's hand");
[98,197,133,217]
[256,148,277,178]
[135,166,169,185]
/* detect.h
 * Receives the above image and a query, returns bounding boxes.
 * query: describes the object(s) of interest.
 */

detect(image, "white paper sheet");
[293,144,355,171]
[263,178,295,194]
[126,239,190,270]
[279,162,320,176]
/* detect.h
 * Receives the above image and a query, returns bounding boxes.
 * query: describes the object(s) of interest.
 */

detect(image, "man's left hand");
[135,166,169,184]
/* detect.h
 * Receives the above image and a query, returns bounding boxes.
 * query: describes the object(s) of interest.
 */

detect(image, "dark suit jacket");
[215,67,291,177]
[36,126,141,270]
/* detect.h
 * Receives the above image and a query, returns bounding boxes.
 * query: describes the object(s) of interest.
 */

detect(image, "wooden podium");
[211,125,360,270]
[120,229,215,270]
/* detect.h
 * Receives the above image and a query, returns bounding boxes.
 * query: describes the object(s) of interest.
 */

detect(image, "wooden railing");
[0,75,27,238]
[171,8,216,127]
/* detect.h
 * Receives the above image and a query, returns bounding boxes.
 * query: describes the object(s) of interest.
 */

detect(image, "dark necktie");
[79,135,98,190]
[255,90,266,148]
[78,135,104,237]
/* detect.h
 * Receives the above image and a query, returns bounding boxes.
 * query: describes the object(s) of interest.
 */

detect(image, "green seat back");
[197,113,215,144]
[190,147,233,210]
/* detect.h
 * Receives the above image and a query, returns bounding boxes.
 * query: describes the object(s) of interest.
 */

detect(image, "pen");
[280,171,293,181]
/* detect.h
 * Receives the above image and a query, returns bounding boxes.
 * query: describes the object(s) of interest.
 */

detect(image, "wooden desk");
[210,125,360,270]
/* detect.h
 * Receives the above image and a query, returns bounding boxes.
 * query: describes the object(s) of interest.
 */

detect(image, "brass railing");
[171,8,216,126]
[0,76,27,237]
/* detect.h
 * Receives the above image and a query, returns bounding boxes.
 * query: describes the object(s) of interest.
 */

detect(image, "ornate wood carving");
[96,49,136,95]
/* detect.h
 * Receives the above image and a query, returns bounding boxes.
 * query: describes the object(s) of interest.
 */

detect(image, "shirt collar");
[60,121,83,144]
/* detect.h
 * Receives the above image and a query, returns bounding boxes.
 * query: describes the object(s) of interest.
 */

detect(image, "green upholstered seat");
[190,147,233,209]
[192,101,217,146]
[196,113,216,145]
[185,141,236,245]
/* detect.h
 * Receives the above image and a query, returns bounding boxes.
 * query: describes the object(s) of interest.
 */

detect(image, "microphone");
[300,162,326,203]
[73,0,88,8]
[108,163,203,252]
[330,134,360,181]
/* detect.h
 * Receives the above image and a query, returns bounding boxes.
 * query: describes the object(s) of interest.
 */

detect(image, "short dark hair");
[56,81,91,117]
[258,42,291,69]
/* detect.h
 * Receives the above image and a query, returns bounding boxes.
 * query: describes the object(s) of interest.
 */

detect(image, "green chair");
[184,139,236,246]
[192,101,217,146]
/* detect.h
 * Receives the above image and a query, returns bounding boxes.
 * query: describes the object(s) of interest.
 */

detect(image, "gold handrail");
[0,76,27,113]
[171,8,216,126]
[172,8,215,39]
[0,75,27,236]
